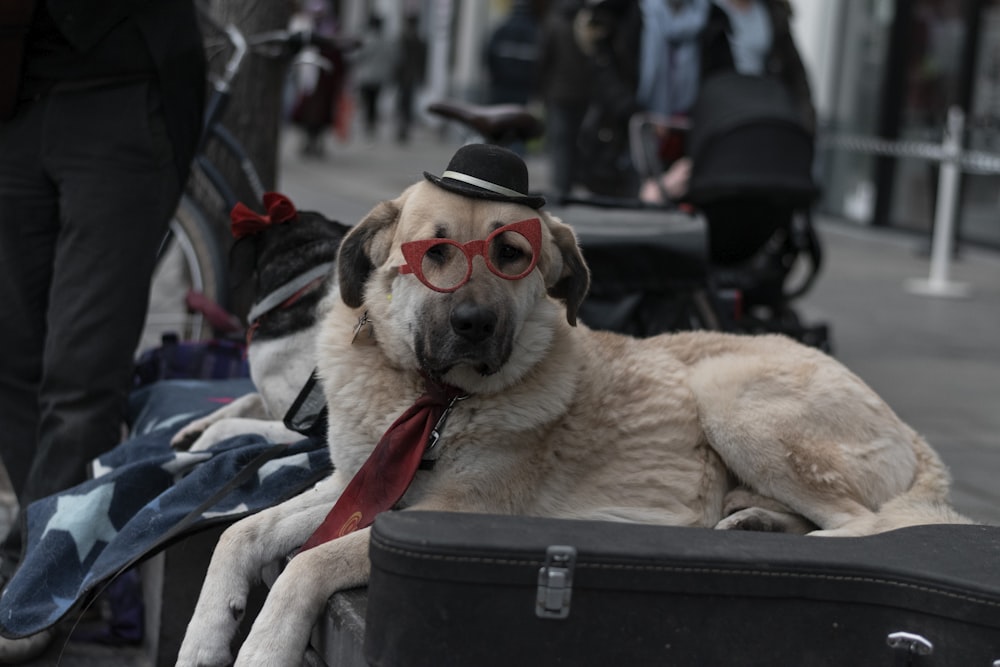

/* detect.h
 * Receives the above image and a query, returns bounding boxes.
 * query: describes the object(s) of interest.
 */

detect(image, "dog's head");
[230,196,350,342]
[337,181,589,393]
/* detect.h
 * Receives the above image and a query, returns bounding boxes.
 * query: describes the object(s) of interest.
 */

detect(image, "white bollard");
[906,106,972,298]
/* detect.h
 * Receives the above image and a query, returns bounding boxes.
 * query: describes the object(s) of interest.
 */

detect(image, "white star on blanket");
[41,483,119,562]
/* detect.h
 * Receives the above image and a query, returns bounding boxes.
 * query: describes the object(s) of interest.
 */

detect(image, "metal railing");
[821,107,998,298]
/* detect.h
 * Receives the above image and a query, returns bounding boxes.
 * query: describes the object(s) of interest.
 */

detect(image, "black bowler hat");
[424,143,546,209]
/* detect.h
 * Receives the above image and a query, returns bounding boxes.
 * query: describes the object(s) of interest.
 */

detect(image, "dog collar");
[247,262,334,326]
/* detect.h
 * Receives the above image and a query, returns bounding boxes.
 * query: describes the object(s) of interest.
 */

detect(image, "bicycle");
[139,10,354,353]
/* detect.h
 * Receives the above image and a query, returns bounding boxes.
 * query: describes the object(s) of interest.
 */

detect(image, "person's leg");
[360,84,377,138]
[20,82,181,508]
[368,83,382,135]
[546,103,586,198]
[0,99,57,507]
[396,83,413,142]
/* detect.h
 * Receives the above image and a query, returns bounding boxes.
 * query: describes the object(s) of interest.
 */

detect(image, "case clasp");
[536,545,576,619]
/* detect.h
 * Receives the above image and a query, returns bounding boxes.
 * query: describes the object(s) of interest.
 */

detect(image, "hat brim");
[424,172,546,209]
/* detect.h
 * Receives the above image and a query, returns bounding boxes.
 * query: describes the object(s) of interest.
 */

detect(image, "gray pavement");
[280,124,1000,526]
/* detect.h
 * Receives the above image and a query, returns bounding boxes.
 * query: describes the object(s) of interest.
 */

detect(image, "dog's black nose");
[450,302,497,343]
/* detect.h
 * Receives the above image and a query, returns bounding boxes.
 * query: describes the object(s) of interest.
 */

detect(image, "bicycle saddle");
[427,100,544,144]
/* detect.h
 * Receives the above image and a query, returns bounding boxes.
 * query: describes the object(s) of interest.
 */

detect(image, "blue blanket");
[0,379,332,639]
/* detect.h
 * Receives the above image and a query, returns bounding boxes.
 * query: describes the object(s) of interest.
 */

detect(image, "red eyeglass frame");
[398,217,542,293]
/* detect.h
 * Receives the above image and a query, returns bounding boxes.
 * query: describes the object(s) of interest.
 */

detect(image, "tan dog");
[177,148,969,666]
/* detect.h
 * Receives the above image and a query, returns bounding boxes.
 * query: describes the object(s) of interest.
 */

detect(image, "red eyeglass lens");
[487,228,534,278]
[419,242,467,290]
[417,229,535,290]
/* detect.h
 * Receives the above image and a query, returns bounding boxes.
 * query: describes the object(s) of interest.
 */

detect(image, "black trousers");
[358,83,382,137]
[0,82,181,536]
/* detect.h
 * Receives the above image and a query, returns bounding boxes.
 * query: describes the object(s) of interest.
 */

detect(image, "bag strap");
[283,369,329,438]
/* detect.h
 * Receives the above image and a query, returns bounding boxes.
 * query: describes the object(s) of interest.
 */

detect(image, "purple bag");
[133,334,250,387]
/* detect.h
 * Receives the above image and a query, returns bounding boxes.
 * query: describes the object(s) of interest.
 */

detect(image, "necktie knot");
[299,376,469,551]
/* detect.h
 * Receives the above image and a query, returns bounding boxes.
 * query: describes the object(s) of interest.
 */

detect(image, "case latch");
[536,545,576,619]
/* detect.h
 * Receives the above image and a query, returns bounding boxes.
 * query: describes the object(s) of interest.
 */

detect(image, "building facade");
[795,0,1000,248]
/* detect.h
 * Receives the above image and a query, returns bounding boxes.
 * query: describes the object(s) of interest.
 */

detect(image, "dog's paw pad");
[716,507,816,534]
[716,508,783,532]
[170,430,201,450]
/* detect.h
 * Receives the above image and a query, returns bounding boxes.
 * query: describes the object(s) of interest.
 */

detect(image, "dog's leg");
[176,473,348,667]
[687,353,932,533]
[234,528,371,666]
[187,418,305,452]
[171,393,269,449]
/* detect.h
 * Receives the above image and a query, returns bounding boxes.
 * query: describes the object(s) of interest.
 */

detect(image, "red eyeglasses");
[398,217,542,293]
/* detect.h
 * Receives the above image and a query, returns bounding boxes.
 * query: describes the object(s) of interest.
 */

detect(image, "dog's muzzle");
[415,297,513,378]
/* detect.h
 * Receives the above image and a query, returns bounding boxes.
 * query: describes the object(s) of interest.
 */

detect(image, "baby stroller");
[632,72,830,351]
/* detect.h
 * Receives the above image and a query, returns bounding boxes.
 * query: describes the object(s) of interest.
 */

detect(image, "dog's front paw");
[176,630,233,667]
[181,420,246,452]
[175,644,232,667]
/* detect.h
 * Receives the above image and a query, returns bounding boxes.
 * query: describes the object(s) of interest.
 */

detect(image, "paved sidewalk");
[279,124,1000,526]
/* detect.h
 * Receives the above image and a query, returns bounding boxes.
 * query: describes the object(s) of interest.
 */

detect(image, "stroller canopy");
[687,72,818,206]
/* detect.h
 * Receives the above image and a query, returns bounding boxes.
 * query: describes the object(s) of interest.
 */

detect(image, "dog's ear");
[338,198,401,308]
[542,214,590,326]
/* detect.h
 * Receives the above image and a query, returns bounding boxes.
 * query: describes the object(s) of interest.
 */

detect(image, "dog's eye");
[496,244,524,263]
[424,244,449,265]
[490,241,533,278]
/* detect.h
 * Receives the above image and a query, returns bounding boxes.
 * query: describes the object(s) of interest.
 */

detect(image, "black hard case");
[365,512,1000,667]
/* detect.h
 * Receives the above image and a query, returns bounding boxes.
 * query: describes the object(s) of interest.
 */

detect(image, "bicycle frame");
[144,13,353,348]
[192,22,266,216]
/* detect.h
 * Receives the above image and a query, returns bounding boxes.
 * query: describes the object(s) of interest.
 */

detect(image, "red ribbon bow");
[230,192,298,239]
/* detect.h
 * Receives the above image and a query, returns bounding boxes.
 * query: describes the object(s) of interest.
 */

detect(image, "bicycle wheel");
[139,195,227,353]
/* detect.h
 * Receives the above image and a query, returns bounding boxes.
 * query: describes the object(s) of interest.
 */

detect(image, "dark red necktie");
[299,378,466,550]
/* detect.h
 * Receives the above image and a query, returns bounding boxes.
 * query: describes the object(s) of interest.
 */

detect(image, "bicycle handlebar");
[214,28,356,89]
[196,0,359,91]
[219,24,248,91]
[249,29,358,56]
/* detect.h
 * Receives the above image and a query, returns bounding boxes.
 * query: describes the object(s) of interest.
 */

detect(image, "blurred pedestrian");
[394,12,426,144]
[641,0,814,204]
[484,0,540,106]
[288,0,348,157]
[572,0,643,196]
[692,0,817,264]
[352,13,396,140]
[635,0,709,204]
[637,0,709,120]
[700,0,814,133]
[538,0,593,199]
[0,0,205,658]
